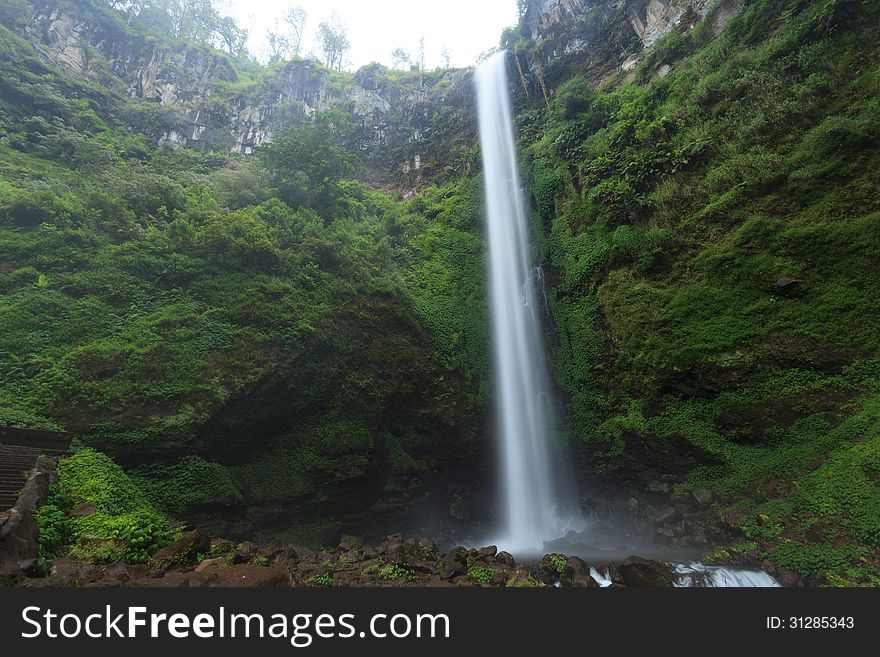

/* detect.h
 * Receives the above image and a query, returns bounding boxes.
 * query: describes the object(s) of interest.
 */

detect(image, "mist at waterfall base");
[475,51,584,556]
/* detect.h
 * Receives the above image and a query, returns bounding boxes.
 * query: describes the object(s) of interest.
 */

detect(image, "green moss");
[468,566,496,583]
[506,571,541,588]
[378,564,415,581]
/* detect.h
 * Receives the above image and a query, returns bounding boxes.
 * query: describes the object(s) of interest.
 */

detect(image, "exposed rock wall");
[19,1,475,187]
[516,0,743,101]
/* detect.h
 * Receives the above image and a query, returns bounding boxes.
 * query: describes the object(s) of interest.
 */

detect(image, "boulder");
[418,538,436,552]
[49,558,103,586]
[102,562,133,585]
[195,557,227,573]
[773,276,804,296]
[692,488,715,507]
[273,546,300,570]
[478,545,497,558]
[149,530,210,575]
[777,567,801,587]
[69,503,98,518]
[258,544,283,560]
[440,552,467,580]
[339,534,364,551]
[233,540,258,564]
[653,507,682,525]
[537,553,566,585]
[561,556,599,588]
[385,542,406,564]
[204,564,293,587]
[495,551,515,567]
[0,462,53,584]
[616,557,675,587]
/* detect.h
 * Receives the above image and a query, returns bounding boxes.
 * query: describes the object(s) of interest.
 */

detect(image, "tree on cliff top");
[317,13,350,71]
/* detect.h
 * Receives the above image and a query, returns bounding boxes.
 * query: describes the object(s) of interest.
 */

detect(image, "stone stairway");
[0,429,72,512]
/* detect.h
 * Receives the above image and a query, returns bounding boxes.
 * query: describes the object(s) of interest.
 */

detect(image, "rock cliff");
[17,0,475,187]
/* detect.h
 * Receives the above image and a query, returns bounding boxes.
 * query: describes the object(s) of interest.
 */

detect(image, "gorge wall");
[14,1,728,190]
[19,0,476,188]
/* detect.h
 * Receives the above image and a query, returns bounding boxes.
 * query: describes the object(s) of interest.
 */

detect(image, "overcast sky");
[220,0,519,70]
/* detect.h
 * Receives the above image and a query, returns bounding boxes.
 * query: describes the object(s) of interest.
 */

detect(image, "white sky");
[220,0,519,70]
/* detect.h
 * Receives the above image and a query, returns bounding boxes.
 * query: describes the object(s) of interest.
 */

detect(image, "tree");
[441,47,452,69]
[284,5,306,56]
[260,109,361,217]
[266,18,291,63]
[391,47,410,70]
[265,5,306,63]
[109,1,249,56]
[0,0,34,27]
[216,15,248,56]
[418,35,425,72]
[317,14,350,71]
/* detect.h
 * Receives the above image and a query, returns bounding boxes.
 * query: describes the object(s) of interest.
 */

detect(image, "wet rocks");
[616,556,675,587]
[653,507,683,525]
[537,553,566,585]
[232,540,258,564]
[495,550,515,567]
[440,552,467,580]
[149,530,210,575]
[560,556,599,588]
[195,557,226,573]
[692,488,715,507]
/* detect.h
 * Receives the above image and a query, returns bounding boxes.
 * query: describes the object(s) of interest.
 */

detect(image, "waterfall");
[476,51,577,554]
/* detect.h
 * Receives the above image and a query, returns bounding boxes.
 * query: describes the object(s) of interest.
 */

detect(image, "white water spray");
[476,51,577,553]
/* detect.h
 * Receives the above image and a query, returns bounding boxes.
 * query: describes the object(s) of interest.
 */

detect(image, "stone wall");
[0,458,55,586]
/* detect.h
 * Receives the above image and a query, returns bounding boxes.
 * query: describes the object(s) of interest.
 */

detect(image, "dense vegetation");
[0,3,487,544]
[511,0,880,584]
[2,0,879,586]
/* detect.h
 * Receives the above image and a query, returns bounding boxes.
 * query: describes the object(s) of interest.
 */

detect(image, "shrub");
[51,449,173,564]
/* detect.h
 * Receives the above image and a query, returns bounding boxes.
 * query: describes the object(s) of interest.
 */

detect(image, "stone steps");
[0,437,71,512]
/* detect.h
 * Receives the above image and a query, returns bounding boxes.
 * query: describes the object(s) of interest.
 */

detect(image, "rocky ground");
[17,528,762,588]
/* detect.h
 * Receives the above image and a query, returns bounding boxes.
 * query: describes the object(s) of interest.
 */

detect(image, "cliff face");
[518,0,743,95]
[13,1,733,188]
[18,1,475,187]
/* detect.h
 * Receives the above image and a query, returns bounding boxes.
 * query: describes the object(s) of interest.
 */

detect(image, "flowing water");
[476,51,578,553]
[587,563,779,588]
[473,52,779,586]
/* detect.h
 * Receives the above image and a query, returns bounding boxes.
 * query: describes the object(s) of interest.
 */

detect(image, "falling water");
[476,51,576,553]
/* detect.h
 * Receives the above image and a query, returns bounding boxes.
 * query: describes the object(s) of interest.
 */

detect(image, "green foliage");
[261,109,361,217]
[50,449,173,564]
[553,76,596,119]
[468,566,496,583]
[548,553,566,574]
[307,572,334,587]
[520,0,880,583]
[378,564,415,581]
[34,500,69,571]
[131,457,242,515]
[767,541,868,576]
[505,571,541,587]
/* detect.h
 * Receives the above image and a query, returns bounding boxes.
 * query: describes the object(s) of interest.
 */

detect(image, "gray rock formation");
[17,1,474,188]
